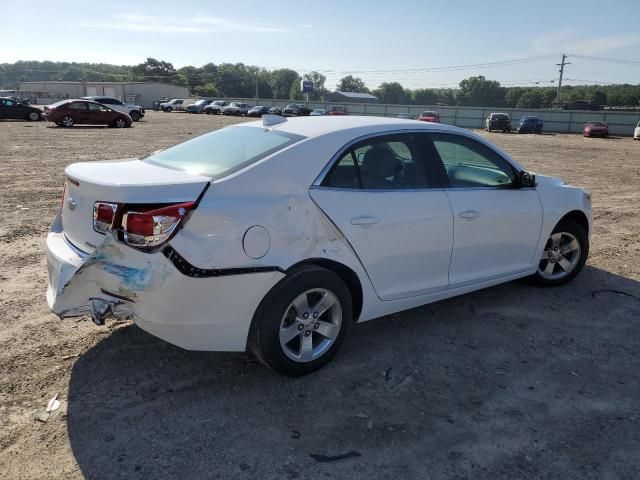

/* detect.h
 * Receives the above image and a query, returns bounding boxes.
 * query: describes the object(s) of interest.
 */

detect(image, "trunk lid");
[62,159,210,252]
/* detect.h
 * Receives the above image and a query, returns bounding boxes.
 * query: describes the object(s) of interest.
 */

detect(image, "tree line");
[2,59,639,107]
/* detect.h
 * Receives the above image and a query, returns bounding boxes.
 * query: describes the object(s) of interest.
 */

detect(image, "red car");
[326,106,349,116]
[583,121,608,138]
[43,99,132,128]
[418,110,440,123]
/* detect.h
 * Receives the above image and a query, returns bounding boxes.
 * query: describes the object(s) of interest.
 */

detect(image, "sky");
[1,0,639,90]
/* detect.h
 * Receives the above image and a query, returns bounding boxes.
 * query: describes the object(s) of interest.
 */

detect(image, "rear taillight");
[122,202,194,248]
[61,183,67,209]
[93,202,118,233]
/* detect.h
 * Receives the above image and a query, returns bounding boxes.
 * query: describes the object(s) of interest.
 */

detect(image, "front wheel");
[249,265,352,376]
[27,111,41,121]
[114,117,128,128]
[130,111,140,122]
[528,220,588,286]
[61,116,74,127]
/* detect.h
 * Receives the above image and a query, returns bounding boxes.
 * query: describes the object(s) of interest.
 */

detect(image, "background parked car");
[583,121,608,138]
[269,106,283,115]
[517,116,543,134]
[418,111,440,123]
[204,100,227,115]
[223,103,251,116]
[310,108,326,116]
[326,106,349,116]
[0,96,42,121]
[282,104,311,116]
[247,106,270,117]
[486,113,512,132]
[634,121,640,140]
[82,96,145,122]
[43,99,132,128]
[160,99,185,112]
[186,99,211,114]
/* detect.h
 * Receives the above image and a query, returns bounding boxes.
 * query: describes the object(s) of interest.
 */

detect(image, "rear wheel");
[61,116,74,127]
[249,265,352,376]
[528,220,588,286]
[130,111,140,122]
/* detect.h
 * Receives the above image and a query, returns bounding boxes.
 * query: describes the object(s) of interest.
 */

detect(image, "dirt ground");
[1,112,639,479]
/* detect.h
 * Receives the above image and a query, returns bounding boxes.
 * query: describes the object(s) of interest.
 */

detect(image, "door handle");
[351,216,380,226]
[459,210,481,219]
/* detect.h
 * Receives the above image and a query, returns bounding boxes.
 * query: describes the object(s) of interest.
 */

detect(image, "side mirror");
[519,171,536,188]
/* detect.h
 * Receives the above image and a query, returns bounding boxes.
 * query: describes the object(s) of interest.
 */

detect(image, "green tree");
[458,76,505,107]
[271,68,299,99]
[131,58,176,81]
[61,66,83,81]
[589,89,607,106]
[517,90,543,109]
[505,87,525,108]
[413,89,438,105]
[336,75,369,93]
[373,82,409,104]
[289,77,303,100]
[302,71,327,100]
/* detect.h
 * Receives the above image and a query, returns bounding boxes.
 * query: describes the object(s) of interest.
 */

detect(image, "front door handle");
[459,210,481,219]
[351,216,380,226]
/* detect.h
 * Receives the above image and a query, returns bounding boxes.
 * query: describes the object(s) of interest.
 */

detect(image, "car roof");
[241,115,462,138]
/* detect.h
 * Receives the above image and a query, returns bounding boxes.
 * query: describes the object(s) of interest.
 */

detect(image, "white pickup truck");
[82,96,145,122]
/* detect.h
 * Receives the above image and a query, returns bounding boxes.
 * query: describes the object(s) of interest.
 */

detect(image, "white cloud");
[81,14,308,35]
[531,28,640,55]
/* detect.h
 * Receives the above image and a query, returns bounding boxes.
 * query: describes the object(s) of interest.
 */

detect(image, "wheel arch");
[558,209,589,236]
[286,258,363,322]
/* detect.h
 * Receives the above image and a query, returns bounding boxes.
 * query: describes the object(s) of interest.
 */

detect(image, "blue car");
[517,116,543,134]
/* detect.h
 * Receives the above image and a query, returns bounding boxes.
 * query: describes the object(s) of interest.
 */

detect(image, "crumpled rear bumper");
[46,215,284,351]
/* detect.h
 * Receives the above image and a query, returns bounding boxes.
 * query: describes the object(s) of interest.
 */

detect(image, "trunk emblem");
[66,196,77,210]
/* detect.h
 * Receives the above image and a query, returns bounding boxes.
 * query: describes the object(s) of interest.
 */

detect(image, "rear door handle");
[351,216,380,226]
[459,210,481,219]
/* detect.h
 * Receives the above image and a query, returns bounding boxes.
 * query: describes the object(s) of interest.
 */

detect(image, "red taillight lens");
[61,183,67,209]
[123,202,194,248]
[93,202,118,233]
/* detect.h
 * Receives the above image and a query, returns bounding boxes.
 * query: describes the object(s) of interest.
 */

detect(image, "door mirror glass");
[519,171,536,188]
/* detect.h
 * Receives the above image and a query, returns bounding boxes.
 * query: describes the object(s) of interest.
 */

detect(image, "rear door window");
[323,134,431,190]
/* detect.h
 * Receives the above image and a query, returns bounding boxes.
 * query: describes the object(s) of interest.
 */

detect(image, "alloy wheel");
[279,288,342,363]
[538,232,581,280]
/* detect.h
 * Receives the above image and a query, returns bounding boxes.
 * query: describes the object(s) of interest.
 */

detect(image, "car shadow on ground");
[66,266,640,479]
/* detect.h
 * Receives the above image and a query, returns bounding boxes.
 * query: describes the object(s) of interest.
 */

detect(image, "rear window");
[422,111,438,116]
[144,126,305,178]
[492,114,509,120]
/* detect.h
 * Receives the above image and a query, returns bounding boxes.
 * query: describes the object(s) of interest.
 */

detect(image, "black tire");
[61,116,74,128]
[166,107,173,113]
[130,111,140,122]
[528,219,589,287]
[114,117,128,128]
[248,265,353,376]
[27,111,41,121]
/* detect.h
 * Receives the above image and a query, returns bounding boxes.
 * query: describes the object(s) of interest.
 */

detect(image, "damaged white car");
[47,115,592,376]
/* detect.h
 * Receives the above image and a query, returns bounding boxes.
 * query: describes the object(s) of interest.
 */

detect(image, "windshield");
[145,126,305,178]
[194,100,207,105]
[422,111,438,116]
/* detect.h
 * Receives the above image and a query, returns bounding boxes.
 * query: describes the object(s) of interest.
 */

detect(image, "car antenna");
[262,114,287,127]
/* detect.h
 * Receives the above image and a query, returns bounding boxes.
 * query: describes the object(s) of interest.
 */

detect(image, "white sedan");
[46,115,592,376]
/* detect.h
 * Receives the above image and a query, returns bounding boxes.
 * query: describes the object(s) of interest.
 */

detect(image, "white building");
[17,81,189,108]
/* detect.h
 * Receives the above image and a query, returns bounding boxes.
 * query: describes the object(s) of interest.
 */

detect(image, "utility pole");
[555,54,571,105]
[255,74,259,101]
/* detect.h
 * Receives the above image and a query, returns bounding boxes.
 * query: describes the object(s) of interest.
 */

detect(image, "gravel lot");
[1,112,639,479]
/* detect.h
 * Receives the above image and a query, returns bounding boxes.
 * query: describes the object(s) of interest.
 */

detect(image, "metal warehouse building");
[325,91,379,103]
[17,81,189,108]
